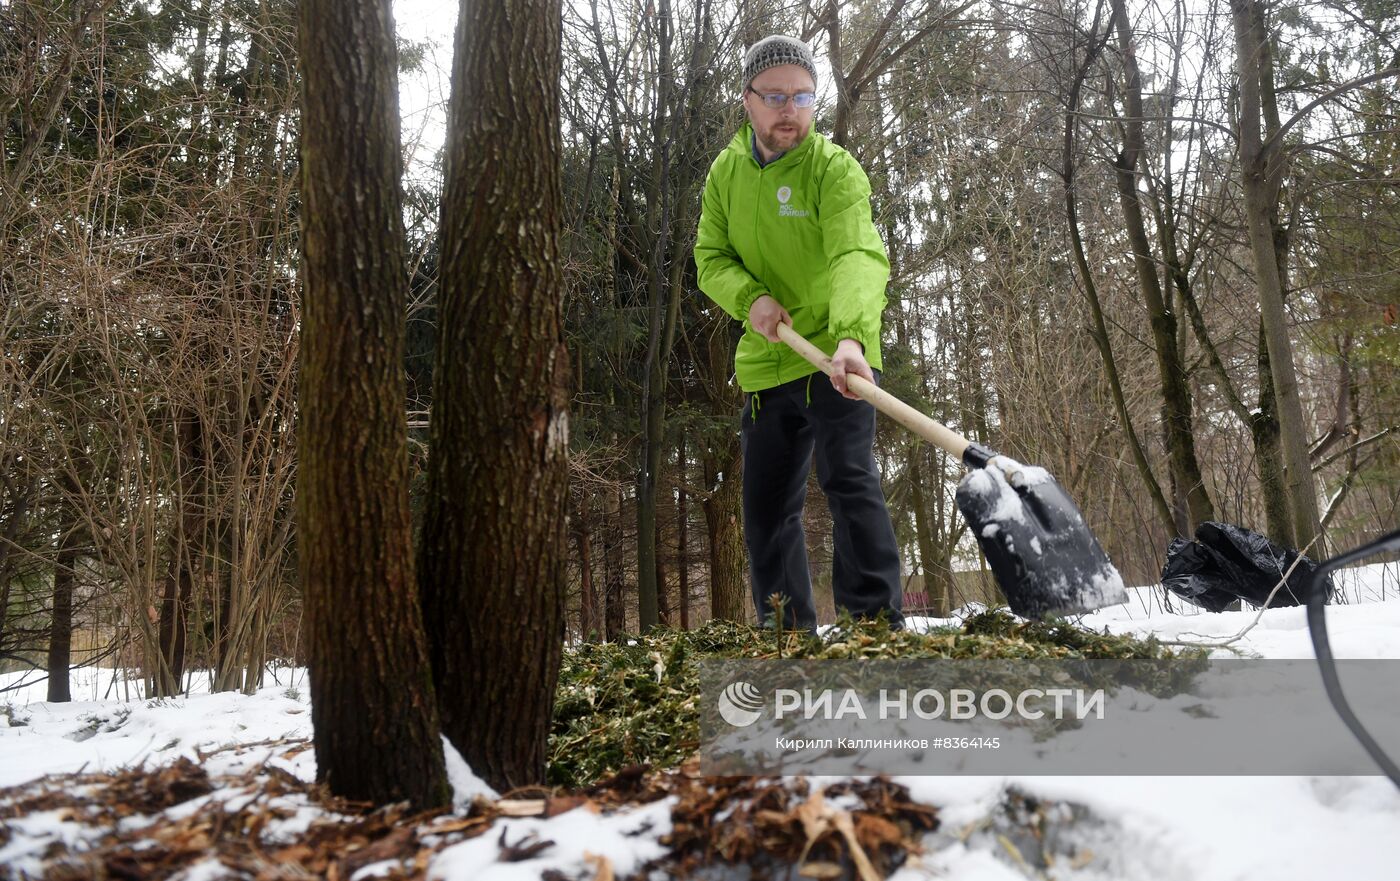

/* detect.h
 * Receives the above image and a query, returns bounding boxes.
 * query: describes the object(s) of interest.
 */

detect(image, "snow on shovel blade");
[768,326,1125,620]
[955,452,1127,619]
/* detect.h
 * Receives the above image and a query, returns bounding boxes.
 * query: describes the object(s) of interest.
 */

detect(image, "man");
[694,35,903,631]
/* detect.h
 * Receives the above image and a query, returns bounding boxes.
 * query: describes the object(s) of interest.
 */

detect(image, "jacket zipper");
[751,152,782,377]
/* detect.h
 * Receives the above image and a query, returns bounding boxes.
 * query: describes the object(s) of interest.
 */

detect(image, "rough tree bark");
[296,0,448,809]
[703,450,747,622]
[419,0,571,791]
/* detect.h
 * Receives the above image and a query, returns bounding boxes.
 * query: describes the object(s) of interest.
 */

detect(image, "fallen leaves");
[662,772,939,879]
[0,743,432,881]
[1,743,945,881]
[794,791,881,881]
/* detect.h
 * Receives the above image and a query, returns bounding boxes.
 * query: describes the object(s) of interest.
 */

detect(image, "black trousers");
[740,371,903,630]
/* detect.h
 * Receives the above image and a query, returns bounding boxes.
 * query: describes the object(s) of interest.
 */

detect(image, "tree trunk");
[677,437,690,630]
[1252,322,1294,543]
[702,441,747,623]
[636,0,677,633]
[1230,0,1321,551]
[1174,248,1292,543]
[156,408,203,697]
[1110,0,1213,535]
[419,0,570,792]
[825,1,853,148]
[296,0,448,810]
[656,541,671,626]
[154,550,192,697]
[908,447,951,616]
[604,487,626,640]
[46,511,82,704]
[700,301,747,623]
[574,494,597,642]
[1061,2,1177,536]
[205,12,233,184]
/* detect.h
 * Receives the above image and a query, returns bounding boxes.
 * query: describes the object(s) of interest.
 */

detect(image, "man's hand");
[748,294,792,343]
[830,339,873,400]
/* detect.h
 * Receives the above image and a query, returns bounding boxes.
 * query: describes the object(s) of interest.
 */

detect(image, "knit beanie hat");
[742,35,817,89]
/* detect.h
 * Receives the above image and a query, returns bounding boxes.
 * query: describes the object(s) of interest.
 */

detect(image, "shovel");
[777,323,1127,619]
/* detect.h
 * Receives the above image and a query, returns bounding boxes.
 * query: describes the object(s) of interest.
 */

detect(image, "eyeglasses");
[746,86,816,110]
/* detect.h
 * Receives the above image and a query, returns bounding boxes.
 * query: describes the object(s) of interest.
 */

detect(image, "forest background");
[2,0,1397,704]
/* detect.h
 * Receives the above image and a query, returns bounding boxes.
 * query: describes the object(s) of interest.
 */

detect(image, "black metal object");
[1161,521,1329,612]
[1306,529,1400,790]
[955,442,1127,619]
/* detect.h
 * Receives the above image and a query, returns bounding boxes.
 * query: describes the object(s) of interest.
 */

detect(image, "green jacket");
[694,122,889,392]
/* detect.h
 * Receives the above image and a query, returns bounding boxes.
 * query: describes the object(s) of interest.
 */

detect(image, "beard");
[754,119,808,155]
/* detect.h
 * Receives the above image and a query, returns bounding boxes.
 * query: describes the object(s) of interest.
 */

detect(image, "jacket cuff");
[733,286,766,323]
[831,321,876,355]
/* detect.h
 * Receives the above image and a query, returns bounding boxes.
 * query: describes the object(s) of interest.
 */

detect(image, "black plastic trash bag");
[1161,521,1333,612]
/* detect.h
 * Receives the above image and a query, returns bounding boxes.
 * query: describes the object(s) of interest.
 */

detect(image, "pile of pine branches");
[549,612,1201,788]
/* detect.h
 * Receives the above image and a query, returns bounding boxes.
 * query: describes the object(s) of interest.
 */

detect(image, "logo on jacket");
[775,186,808,218]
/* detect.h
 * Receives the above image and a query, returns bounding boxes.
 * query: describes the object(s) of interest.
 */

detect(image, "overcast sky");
[393,0,458,174]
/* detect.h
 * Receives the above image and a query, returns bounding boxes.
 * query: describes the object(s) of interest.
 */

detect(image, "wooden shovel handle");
[776,322,971,459]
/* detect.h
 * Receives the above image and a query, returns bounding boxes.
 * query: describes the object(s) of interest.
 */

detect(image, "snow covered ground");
[3,562,1398,880]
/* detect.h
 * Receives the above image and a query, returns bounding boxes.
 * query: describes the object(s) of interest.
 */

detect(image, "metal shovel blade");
[771,326,1126,620]
[955,451,1127,619]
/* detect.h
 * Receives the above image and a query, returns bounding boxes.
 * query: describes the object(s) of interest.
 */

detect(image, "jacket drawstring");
[805,374,814,408]
[750,390,761,422]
